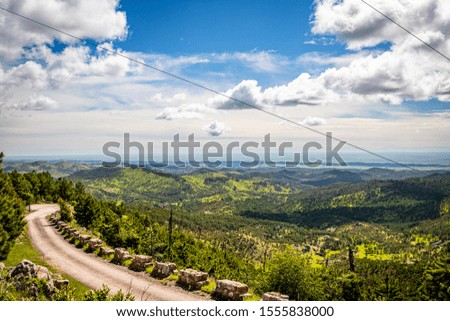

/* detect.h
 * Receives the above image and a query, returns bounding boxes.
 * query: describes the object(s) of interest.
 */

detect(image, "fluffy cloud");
[0,44,141,116]
[209,80,263,110]
[154,80,263,121]
[262,73,338,106]
[1,61,48,90]
[300,116,327,126]
[312,0,449,50]
[0,0,127,60]
[0,0,136,116]
[202,120,230,136]
[27,44,139,86]
[309,0,450,103]
[155,103,214,120]
[12,94,57,111]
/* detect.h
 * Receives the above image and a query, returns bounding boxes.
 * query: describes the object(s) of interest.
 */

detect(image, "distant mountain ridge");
[4,161,95,178]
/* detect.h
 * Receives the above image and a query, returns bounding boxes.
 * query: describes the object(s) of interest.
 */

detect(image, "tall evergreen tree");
[57,178,74,201]
[0,152,26,259]
[74,195,99,228]
[422,244,450,300]
[8,170,34,210]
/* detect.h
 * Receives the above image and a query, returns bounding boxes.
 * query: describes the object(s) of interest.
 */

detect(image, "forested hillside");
[67,166,450,300]
[2,158,450,300]
[70,167,450,227]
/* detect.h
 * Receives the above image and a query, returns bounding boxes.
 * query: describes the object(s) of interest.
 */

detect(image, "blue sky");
[120,0,320,56]
[0,0,449,159]
[115,0,352,88]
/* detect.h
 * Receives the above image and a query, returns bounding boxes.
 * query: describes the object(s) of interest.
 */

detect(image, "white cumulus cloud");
[202,120,230,137]
[12,94,57,111]
[309,0,450,103]
[209,80,263,110]
[0,0,127,60]
[312,0,449,50]
[300,116,327,126]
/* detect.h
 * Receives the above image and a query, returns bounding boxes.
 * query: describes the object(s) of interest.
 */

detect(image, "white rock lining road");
[27,204,208,301]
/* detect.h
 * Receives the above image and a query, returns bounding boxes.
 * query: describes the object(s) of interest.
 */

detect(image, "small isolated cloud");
[12,94,57,111]
[300,116,327,126]
[202,120,230,136]
[155,103,213,120]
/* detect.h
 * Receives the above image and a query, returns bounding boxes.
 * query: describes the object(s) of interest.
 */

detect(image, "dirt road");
[27,204,208,300]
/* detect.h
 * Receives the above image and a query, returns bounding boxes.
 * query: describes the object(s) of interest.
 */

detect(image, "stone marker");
[214,279,249,301]
[79,234,92,245]
[100,247,115,257]
[129,255,153,271]
[178,269,209,289]
[87,238,103,251]
[113,248,133,263]
[151,261,177,278]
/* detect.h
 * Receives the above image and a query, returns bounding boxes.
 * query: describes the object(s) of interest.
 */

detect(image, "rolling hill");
[69,166,450,228]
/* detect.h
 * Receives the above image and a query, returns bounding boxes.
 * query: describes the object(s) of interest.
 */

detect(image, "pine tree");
[0,152,26,259]
[74,195,99,228]
[8,170,34,210]
[58,199,73,222]
[422,244,450,300]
